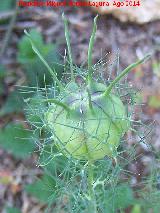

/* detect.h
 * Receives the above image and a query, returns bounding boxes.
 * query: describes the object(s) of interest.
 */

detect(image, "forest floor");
[0,6,160,213]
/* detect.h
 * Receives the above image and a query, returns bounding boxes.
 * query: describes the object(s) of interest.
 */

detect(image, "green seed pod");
[46,82,129,161]
[25,15,150,161]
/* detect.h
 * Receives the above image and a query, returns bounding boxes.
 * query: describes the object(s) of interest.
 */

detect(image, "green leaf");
[0,90,24,117]
[0,0,14,11]
[104,184,135,212]
[25,174,56,203]
[5,207,21,213]
[148,95,160,109]
[152,61,160,78]
[131,204,141,213]
[18,29,50,61]
[0,123,34,159]
[17,29,63,87]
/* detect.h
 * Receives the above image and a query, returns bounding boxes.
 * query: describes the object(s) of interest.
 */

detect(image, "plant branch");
[62,13,74,81]
[32,98,71,113]
[88,15,98,86]
[103,54,151,97]
[24,30,64,92]
[87,88,94,114]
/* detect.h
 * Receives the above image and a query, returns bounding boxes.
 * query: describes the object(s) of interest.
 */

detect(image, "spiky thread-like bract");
[24,14,151,213]
[25,14,150,162]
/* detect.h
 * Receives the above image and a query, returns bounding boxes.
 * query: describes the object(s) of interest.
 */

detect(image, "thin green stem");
[38,98,71,113]
[88,15,98,86]
[24,30,64,92]
[103,54,151,97]
[62,13,74,81]
[88,161,97,213]
[87,88,94,114]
